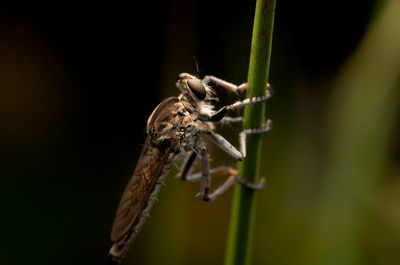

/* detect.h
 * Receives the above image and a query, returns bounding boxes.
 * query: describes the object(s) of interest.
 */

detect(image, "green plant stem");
[224,1,276,265]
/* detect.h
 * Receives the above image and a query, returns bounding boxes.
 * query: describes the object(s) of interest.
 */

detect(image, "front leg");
[201,88,272,122]
[225,89,272,111]
[202,75,272,95]
[202,75,247,94]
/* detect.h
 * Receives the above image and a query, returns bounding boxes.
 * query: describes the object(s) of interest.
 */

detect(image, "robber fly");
[107,73,272,264]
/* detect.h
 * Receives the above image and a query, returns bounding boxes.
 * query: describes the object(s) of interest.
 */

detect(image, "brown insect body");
[108,73,272,263]
[109,75,214,262]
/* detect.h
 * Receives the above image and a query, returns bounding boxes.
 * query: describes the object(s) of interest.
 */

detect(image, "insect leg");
[232,83,272,94]
[187,165,266,201]
[205,87,271,122]
[202,75,272,94]
[196,147,235,202]
[204,130,244,161]
[202,75,246,94]
[183,166,235,182]
[239,119,273,158]
[225,89,272,111]
[202,119,272,161]
[178,151,197,180]
[203,175,237,201]
[199,145,210,199]
[236,175,266,190]
[219,116,243,125]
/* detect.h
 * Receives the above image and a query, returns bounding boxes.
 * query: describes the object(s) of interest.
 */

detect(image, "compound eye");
[177,72,189,81]
[187,79,206,100]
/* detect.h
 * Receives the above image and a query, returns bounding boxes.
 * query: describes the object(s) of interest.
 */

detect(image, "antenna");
[192,55,202,77]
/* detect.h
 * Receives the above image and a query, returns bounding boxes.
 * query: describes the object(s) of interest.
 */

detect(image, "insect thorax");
[146,94,212,153]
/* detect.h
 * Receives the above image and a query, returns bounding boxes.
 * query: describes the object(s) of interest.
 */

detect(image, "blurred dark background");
[1,1,399,265]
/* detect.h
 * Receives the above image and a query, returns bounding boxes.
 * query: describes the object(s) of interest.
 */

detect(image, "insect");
[107,73,272,264]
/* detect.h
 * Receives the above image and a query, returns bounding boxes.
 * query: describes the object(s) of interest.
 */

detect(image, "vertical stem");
[224,1,276,265]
